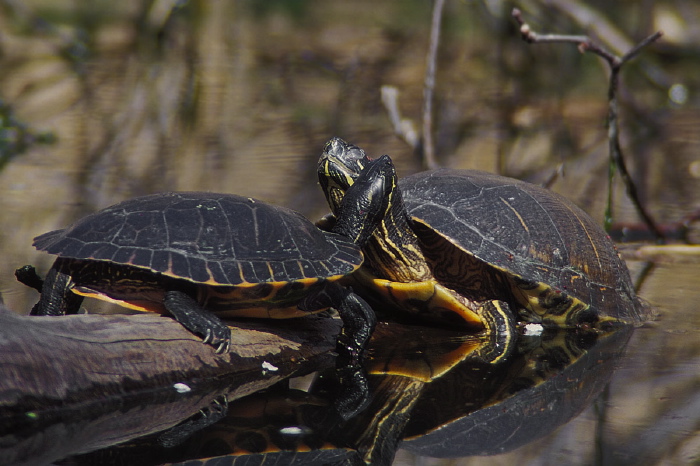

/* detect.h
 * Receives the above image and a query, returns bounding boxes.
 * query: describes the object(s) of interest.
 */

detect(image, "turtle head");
[319,138,426,281]
[318,137,372,215]
[329,153,397,248]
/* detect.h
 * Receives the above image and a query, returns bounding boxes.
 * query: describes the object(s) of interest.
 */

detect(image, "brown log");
[0,307,338,404]
[0,306,339,465]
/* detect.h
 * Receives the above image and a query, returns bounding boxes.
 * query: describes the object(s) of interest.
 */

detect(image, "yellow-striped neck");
[363,191,432,283]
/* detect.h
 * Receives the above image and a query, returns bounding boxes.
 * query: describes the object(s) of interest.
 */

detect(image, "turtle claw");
[199,325,231,353]
[202,326,231,353]
[195,323,230,353]
[164,290,231,354]
[213,331,231,354]
[215,338,230,354]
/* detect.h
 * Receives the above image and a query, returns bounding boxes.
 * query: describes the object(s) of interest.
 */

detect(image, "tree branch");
[421,0,446,169]
[512,8,664,241]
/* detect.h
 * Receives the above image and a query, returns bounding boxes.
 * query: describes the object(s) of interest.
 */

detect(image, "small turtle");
[17,154,397,360]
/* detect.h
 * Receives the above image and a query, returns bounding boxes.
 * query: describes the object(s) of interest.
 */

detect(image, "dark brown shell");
[400,169,643,324]
[33,192,362,287]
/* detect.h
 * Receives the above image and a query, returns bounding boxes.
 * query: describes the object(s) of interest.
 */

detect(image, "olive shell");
[400,169,642,323]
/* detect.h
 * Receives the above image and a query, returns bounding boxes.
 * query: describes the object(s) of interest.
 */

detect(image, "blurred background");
[0,1,698,465]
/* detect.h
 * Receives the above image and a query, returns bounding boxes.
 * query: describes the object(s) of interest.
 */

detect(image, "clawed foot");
[164,290,231,354]
[202,326,232,354]
[15,265,44,293]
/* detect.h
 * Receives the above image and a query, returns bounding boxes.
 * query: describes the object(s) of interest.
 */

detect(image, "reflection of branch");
[512,8,664,242]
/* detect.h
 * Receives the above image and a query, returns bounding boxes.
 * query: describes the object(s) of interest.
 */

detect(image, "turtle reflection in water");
[246,325,632,465]
[400,326,635,459]
[66,320,504,465]
[16,155,396,365]
[318,138,646,346]
[65,321,632,466]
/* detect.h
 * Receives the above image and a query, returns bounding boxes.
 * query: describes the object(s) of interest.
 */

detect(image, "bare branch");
[540,0,634,53]
[421,0,446,170]
[513,8,620,65]
[620,31,664,65]
[512,7,664,242]
[513,9,589,45]
[380,86,420,150]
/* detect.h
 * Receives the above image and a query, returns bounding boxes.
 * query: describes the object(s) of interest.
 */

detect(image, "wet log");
[0,306,339,465]
[0,306,338,407]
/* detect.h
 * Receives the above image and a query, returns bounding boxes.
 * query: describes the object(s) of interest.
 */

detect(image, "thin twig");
[512,8,664,242]
[620,32,664,64]
[513,8,621,63]
[542,163,566,189]
[421,0,446,170]
[380,86,420,150]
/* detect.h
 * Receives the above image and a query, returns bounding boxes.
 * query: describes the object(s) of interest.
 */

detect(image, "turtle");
[317,138,644,357]
[16,153,397,359]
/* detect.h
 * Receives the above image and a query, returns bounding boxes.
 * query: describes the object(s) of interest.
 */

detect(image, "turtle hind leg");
[15,265,44,292]
[163,290,231,353]
[16,262,84,316]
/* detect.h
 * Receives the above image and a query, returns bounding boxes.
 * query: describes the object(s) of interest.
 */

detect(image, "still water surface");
[0,1,698,464]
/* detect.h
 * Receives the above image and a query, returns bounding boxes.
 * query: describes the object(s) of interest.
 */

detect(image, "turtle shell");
[34,192,363,287]
[399,169,643,325]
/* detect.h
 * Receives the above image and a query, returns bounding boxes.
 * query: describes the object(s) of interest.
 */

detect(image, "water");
[0,1,698,465]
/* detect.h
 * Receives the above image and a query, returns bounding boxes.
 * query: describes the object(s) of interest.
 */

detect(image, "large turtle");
[17,154,396,360]
[317,138,644,351]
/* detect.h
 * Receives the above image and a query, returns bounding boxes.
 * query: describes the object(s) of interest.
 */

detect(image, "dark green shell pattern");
[33,192,363,287]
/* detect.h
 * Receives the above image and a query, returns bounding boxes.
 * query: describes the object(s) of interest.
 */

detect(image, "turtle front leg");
[334,290,377,366]
[15,262,84,316]
[163,290,231,353]
[300,282,377,419]
[15,265,44,292]
[300,281,377,365]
